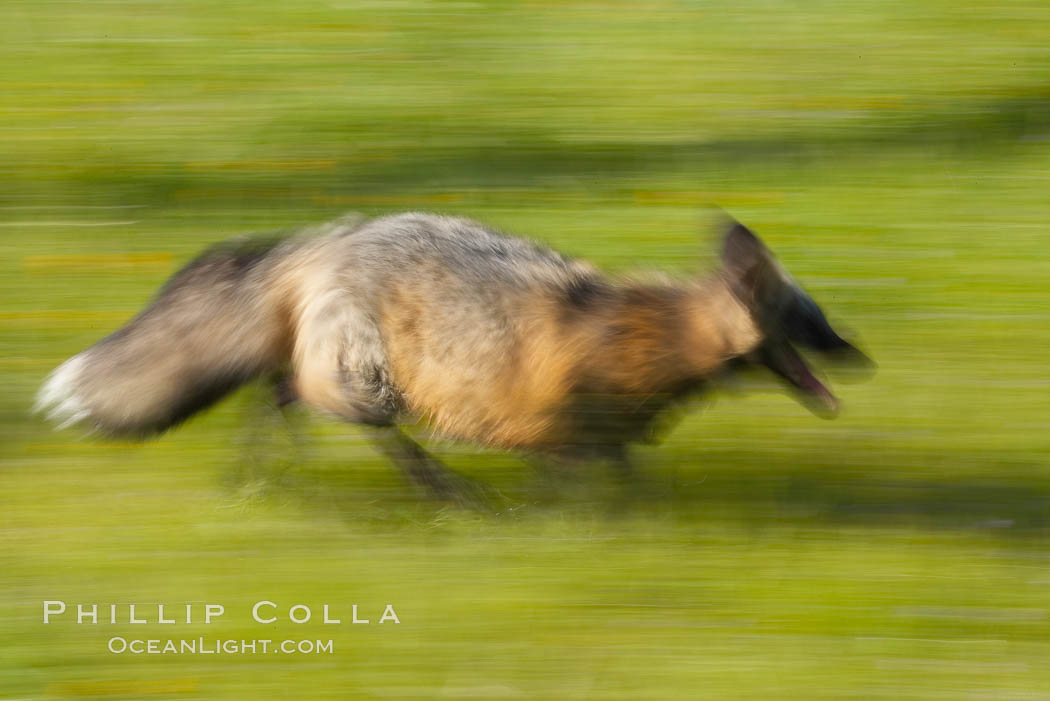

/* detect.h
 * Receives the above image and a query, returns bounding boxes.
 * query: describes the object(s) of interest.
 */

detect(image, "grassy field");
[3,1,1050,698]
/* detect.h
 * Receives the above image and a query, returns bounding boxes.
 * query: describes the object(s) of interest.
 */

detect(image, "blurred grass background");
[3,0,1050,698]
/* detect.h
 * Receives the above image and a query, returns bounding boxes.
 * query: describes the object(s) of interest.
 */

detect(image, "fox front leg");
[371,427,491,509]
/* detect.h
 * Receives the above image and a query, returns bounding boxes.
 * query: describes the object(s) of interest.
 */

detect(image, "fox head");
[718,216,875,418]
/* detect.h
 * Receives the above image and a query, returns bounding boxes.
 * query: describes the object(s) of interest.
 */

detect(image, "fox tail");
[34,236,295,437]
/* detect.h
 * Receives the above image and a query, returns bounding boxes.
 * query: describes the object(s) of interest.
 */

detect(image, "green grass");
[3,0,1050,698]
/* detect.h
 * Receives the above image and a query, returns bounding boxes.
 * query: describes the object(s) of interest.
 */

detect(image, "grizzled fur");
[36,211,871,481]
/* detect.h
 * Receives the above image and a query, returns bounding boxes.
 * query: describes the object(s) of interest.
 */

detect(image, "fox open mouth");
[758,340,840,418]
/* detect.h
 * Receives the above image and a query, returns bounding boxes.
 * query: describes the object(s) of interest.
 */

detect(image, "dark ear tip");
[719,217,769,270]
[714,210,764,246]
[706,207,743,238]
[723,221,753,242]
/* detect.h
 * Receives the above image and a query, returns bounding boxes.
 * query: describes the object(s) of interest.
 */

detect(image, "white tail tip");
[34,354,91,430]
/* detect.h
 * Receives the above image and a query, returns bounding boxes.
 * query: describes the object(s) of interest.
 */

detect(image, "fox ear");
[719,217,778,305]
[720,218,769,275]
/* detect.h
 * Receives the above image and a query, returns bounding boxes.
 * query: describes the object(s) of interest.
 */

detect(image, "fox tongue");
[761,342,839,418]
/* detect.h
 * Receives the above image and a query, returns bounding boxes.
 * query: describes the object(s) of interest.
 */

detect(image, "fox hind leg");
[290,294,488,506]
[225,375,307,497]
[291,292,401,426]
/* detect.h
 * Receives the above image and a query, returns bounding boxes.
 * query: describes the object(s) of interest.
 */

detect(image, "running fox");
[36,212,872,495]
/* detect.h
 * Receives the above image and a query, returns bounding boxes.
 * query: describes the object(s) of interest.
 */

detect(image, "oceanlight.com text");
[107,637,334,655]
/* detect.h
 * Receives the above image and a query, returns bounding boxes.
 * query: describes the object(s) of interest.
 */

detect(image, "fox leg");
[292,338,398,426]
[274,374,298,407]
[225,375,306,494]
[291,292,401,425]
[372,427,493,509]
[289,294,486,505]
[297,369,482,504]
[372,427,455,494]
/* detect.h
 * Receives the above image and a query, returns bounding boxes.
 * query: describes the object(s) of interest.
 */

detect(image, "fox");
[35,211,872,498]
